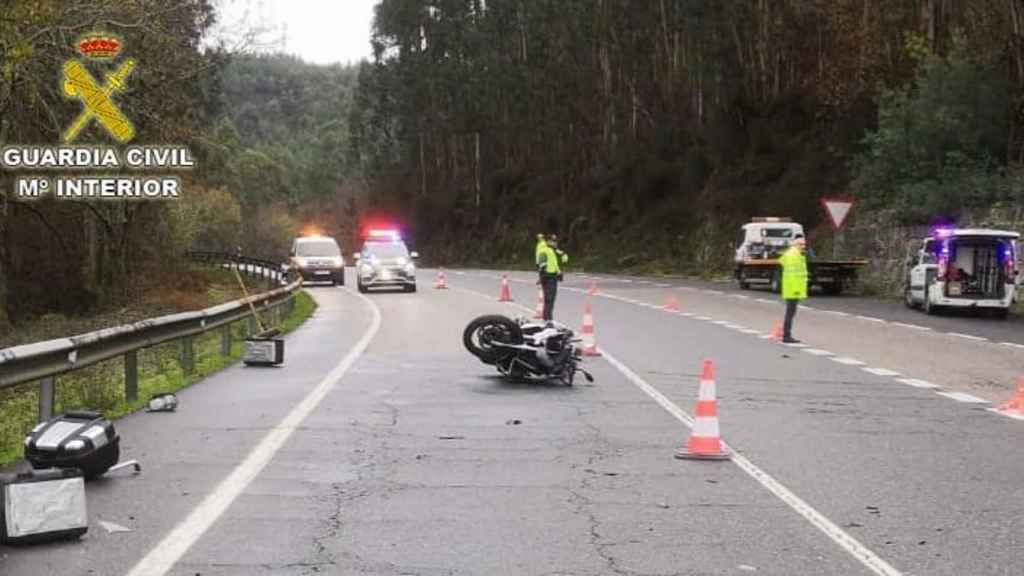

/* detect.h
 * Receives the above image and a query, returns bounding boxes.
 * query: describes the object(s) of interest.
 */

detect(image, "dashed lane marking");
[891,322,932,331]
[599,351,905,576]
[896,378,941,389]
[830,357,866,366]
[854,315,886,323]
[948,332,988,342]
[802,348,834,356]
[863,367,901,377]
[936,391,990,404]
[126,289,382,576]
[1000,342,1024,349]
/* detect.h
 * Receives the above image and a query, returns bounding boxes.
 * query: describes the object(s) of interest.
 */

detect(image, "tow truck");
[733,218,868,295]
[904,227,1019,317]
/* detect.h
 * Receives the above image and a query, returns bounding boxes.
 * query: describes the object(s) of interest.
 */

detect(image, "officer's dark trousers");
[541,274,559,321]
[783,299,799,339]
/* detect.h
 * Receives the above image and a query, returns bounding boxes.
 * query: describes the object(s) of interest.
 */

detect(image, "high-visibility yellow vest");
[538,244,566,274]
[779,246,808,300]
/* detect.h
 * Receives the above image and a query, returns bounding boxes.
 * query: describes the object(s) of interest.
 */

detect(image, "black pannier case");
[0,468,88,544]
[243,336,285,366]
[24,411,120,479]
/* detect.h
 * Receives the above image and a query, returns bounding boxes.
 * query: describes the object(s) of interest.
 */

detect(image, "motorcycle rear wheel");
[463,315,524,364]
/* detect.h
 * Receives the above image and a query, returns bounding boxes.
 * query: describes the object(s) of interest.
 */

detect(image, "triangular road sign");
[822,198,854,230]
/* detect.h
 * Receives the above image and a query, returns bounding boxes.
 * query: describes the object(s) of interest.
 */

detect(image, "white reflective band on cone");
[698,380,716,401]
[692,416,720,438]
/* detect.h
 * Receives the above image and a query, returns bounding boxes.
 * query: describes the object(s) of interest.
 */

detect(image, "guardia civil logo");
[61,32,137,143]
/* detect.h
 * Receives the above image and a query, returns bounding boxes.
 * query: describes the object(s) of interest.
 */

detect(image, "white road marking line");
[739,328,760,335]
[896,378,941,389]
[679,312,695,317]
[1000,342,1024,349]
[125,290,382,576]
[823,310,850,317]
[936,391,990,404]
[987,407,1024,421]
[731,294,750,300]
[713,320,732,326]
[948,332,988,342]
[655,283,670,287]
[831,357,866,366]
[802,348,834,356]
[754,298,774,304]
[759,334,774,339]
[695,316,713,321]
[599,350,903,576]
[862,368,901,377]
[854,315,886,323]
[891,322,932,331]
[785,342,809,348]
[801,305,817,311]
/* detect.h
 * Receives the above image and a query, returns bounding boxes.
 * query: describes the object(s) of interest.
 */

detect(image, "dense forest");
[4,0,1024,333]
[350,0,1024,269]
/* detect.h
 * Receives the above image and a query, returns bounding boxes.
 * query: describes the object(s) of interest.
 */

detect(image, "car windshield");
[296,240,340,257]
[364,242,409,259]
[762,228,795,238]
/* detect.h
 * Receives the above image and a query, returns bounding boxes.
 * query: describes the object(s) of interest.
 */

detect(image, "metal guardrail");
[0,252,299,422]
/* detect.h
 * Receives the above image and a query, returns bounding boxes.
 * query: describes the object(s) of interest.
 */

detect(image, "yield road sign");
[822,198,855,230]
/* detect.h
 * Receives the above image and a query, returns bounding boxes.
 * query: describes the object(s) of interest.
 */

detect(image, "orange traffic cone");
[534,288,545,319]
[663,294,680,312]
[588,282,599,296]
[498,275,514,302]
[581,301,601,356]
[675,360,730,461]
[434,269,449,289]
[998,377,1024,415]
[769,321,783,341]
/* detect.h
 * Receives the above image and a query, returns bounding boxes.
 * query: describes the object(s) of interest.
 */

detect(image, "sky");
[210,0,377,66]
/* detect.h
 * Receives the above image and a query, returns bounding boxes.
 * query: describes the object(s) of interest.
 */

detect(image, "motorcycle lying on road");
[463,315,594,386]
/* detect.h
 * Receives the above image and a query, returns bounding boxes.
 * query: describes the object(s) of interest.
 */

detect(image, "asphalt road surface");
[3,268,1024,576]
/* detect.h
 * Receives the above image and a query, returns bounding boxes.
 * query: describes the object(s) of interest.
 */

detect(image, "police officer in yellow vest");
[778,235,808,343]
[535,233,547,262]
[537,234,569,321]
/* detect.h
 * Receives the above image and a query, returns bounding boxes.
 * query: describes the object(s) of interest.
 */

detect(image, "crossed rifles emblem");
[61,33,136,143]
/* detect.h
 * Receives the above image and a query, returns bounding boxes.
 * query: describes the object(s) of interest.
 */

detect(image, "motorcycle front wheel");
[463,315,524,364]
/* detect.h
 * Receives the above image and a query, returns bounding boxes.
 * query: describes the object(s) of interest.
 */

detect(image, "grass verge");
[0,290,317,466]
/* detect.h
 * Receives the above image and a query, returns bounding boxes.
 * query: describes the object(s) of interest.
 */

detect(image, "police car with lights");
[287,235,346,286]
[354,229,418,293]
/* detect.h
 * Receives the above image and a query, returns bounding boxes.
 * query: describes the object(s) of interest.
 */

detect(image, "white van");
[904,228,1019,317]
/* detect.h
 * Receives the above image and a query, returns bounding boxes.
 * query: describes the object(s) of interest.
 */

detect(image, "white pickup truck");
[904,228,1019,318]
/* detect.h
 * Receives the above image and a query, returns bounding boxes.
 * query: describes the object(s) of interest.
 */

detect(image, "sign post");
[821,198,855,258]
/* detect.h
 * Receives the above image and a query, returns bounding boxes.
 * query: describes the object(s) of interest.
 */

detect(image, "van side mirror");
[410,251,419,259]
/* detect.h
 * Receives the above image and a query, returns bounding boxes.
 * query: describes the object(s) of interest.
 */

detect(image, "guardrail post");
[125,350,138,402]
[38,377,55,422]
[181,336,194,375]
[221,324,231,356]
